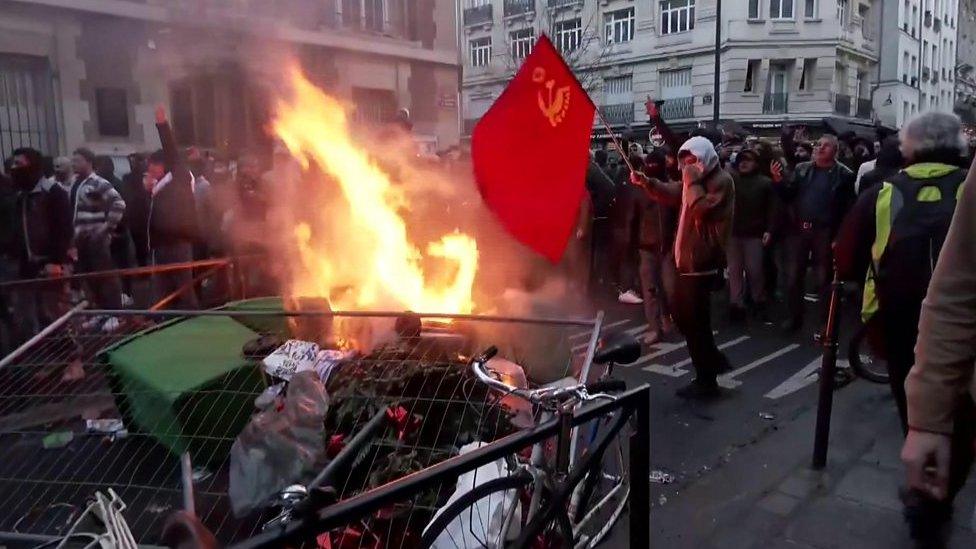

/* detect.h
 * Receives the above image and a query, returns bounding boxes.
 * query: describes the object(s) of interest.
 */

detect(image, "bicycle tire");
[847,323,889,384]
[573,416,631,548]
[419,473,572,549]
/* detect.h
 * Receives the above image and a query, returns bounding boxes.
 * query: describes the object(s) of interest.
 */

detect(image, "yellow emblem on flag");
[532,67,571,127]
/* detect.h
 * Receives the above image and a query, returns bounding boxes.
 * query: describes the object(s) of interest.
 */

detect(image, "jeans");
[152,241,199,309]
[784,227,832,324]
[76,230,122,310]
[6,261,68,347]
[638,249,675,334]
[726,236,766,307]
[673,273,728,386]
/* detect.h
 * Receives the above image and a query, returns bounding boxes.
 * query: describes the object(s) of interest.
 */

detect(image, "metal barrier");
[0,305,647,547]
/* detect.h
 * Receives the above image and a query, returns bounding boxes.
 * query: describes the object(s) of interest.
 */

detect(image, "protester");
[122,153,151,267]
[7,147,72,342]
[94,155,135,279]
[856,136,904,195]
[610,154,644,305]
[186,147,219,261]
[727,148,774,323]
[632,136,734,398]
[52,156,73,191]
[636,148,676,344]
[898,126,976,547]
[145,106,199,309]
[69,148,125,331]
[775,134,855,333]
[585,150,617,293]
[221,152,275,296]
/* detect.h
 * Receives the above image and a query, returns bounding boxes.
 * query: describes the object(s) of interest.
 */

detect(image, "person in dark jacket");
[632,136,735,399]
[774,134,856,332]
[8,147,71,342]
[610,154,645,305]
[636,149,677,344]
[856,136,904,195]
[122,153,151,267]
[146,105,199,309]
[727,148,774,323]
[836,110,973,547]
[585,153,617,292]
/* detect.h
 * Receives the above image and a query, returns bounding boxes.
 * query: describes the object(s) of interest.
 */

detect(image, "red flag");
[472,34,595,263]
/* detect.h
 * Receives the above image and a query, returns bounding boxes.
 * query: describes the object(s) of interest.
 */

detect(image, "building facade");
[875,0,959,128]
[0,0,461,162]
[955,0,976,123]
[460,0,885,138]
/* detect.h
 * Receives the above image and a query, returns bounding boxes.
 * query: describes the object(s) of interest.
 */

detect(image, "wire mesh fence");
[0,299,605,546]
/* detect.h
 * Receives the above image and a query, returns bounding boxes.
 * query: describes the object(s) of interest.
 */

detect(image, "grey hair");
[900,111,966,160]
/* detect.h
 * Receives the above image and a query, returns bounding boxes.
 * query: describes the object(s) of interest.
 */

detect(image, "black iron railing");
[504,0,534,17]
[660,96,694,120]
[464,3,493,25]
[599,103,635,125]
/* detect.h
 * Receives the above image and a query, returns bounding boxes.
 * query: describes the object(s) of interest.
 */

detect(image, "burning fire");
[271,68,479,314]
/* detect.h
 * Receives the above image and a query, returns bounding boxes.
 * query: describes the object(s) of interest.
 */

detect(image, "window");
[911,54,917,80]
[510,28,534,60]
[605,8,635,44]
[95,87,129,137]
[603,75,633,99]
[903,100,910,122]
[770,0,794,19]
[903,0,910,29]
[660,0,695,35]
[660,67,692,98]
[799,58,817,90]
[470,37,491,67]
[903,51,910,82]
[770,63,790,95]
[805,0,817,18]
[744,60,757,92]
[555,18,582,51]
[912,5,918,35]
[363,0,385,32]
[351,87,397,124]
[837,0,848,25]
[749,0,760,19]
[0,55,59,154]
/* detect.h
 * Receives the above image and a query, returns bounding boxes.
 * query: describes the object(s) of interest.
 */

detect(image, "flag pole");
[595,108,637,174]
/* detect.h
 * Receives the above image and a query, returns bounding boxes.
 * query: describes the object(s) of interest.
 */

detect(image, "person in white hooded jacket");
[631,136,735,399]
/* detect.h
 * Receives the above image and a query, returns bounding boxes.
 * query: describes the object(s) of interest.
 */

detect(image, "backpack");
[861,164,966,324]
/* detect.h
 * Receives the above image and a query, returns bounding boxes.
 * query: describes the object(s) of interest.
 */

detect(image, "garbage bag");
[423,442,520,548]
[228,371,330,517]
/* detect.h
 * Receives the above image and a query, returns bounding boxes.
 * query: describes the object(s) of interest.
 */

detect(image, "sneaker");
[643,331,662,346]
[81,315,106,331]
[101,317,122,333]
[121,293,134,308]
[675,379,721,400]
[618,290,644,305]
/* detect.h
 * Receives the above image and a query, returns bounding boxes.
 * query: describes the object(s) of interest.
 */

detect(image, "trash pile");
[229,316,521,546]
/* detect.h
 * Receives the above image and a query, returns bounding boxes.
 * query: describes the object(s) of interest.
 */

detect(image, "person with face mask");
[631,136,734,399]
[7,147,72,343]
[635,149,677,344]
[145,105,199,309]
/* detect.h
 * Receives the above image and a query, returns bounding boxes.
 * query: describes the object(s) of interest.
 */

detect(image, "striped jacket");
[70,173,125,232]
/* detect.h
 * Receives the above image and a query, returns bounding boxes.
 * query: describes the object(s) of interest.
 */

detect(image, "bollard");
[812,269,843,469]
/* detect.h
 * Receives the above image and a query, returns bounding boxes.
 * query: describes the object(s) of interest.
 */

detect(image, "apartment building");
[460,0,883,138]
[955,0,976,123]
[876,0,959,128]
[0,0,461,160]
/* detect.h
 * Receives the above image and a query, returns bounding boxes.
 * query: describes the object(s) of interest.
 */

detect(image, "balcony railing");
[659,97,694,120]
[855,98,872,119]
[598,103,634,125]
[762,93,788,115]
[464,4,493,25]
[547,0,582,7]
[504,0,534,16]
[833,93,852,116]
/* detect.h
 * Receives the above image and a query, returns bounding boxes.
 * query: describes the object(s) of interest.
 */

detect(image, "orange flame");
[271,68,478,314]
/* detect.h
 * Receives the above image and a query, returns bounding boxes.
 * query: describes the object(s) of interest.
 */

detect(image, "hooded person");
[631,136,735,398]
[727,148,774,323]
[857,136,904,195]
[635,148,678,344]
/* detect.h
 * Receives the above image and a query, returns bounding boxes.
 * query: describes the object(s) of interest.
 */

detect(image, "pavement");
[591,292,976,548]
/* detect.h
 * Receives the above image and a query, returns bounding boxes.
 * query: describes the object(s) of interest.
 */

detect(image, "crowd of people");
[585,106,976,545]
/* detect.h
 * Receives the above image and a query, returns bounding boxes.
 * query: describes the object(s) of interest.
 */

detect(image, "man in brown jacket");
[901,151,976,543]
[632,136,735,399]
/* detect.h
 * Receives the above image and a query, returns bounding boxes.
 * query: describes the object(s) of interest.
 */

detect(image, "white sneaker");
[81,315,106,331]
[101,317,122,333]
[618,290,644,305]
[121,293,134,307]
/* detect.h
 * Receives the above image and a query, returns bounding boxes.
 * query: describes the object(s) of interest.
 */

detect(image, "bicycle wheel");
[848,323,889,384]
[419,473,572,548]
[572,415,631,548]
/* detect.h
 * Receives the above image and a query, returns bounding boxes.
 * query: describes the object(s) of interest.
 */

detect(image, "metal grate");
[0,305,600,546]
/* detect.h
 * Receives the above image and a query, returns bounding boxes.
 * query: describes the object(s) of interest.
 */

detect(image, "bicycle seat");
[593,332,641,365]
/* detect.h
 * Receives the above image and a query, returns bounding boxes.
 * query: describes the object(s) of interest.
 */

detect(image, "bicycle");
[419,332,641,549]
[847,321,890,384]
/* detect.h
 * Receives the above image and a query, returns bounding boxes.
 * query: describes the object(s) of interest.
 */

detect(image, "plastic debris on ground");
[43,431,74,449]
[423,441,520,548]
[650,470,675,484]
[262,339,354,383]
[759,412,776,421]
[86,418,128,440]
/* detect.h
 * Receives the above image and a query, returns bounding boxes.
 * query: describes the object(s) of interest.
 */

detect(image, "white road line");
[569,318,630,340]
[572,323,651,352]
[764,357,821,399]
[642,335,751,377]
[718,344,801,389]
[629,331,718,368]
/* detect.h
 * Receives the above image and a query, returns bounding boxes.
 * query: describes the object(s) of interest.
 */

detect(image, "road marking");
[569,319,630,340]
[764,357,821,399]
[571,323,651,352]
[628,330,718,369]
[718,344,801,389]
[642,335,751,377]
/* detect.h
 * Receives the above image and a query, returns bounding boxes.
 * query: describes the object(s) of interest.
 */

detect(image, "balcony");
[855,98,872,119]
[547,0,582,7]
[762,93,788,115]
[599,103,635,126]
[833,93,852,116]
[503,0,534,17]
[660,97,694,120]
[464,4,493,26]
